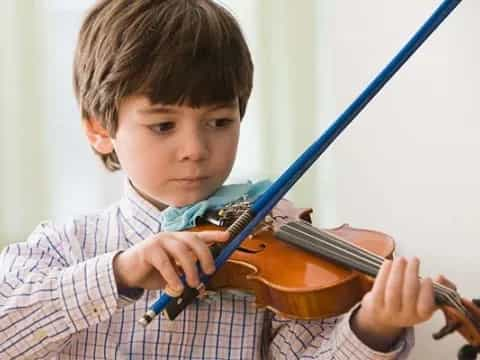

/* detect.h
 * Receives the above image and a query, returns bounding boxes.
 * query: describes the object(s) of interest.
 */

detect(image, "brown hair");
[73,0,253,171]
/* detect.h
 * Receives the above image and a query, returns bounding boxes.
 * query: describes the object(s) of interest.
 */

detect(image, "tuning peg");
[457,344,479,360]
[433,322,460,340]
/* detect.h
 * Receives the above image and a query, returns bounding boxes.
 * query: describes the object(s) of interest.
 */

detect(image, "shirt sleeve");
[0,221,137,359]
[268,304,414,360]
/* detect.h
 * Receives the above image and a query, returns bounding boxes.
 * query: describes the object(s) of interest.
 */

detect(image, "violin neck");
[275,221,458,306]
[276,221,383,277]
[276,220,480,334]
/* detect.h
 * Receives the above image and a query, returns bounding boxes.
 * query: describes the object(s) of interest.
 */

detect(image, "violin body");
[193,223,394,320]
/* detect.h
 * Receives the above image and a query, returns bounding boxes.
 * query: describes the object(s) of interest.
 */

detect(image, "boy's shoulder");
[35,202,120,236]
[27,202,123,260]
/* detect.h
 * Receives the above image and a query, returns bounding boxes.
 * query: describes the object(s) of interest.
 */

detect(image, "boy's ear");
[83,118,114,154]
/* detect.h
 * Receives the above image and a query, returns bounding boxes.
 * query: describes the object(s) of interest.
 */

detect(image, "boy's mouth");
[172,176,209,183]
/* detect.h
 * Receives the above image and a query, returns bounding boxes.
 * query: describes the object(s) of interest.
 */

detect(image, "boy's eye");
[207,118,234,128]
[149,122,175,133]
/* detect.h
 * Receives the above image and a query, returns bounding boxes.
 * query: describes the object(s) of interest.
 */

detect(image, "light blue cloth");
[159,180,271,231]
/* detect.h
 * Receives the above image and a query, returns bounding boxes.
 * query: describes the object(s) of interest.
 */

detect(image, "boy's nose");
[178,132,209,161]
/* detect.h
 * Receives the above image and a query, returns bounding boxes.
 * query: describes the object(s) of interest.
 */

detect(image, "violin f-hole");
[237,243,266,254]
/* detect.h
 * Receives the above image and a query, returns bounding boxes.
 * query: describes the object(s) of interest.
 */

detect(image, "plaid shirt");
[0,180,413,359]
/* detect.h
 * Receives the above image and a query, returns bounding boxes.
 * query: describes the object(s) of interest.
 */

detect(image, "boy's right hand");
[112,230,230,293]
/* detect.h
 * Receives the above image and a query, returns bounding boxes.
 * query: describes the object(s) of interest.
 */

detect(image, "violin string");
[285,222,463,304]
[285,221,462,299]
[282,222,480,336]
[303,223,480,327]
[279,221,476,325]
[433,284,480,329]
[284,222,384,270]
[305,226,385,267]
[439,287,480,330]
[279,222,384,276]
[286,227,382,276]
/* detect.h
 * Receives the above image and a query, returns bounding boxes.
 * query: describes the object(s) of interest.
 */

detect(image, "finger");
[384,257,407,313]
[148,246,184,292]
[434,274,457,291]
[178,233,216,275]
[416,277,436,320]
[163,237,200,288]
[402,257,421,314]
[370,259,393,308]
[194,230,230,244]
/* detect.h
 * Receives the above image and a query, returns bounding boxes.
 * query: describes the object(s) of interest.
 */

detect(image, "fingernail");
[190,278,200,288]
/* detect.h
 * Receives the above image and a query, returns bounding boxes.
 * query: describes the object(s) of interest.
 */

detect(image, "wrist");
[351,307,404,352]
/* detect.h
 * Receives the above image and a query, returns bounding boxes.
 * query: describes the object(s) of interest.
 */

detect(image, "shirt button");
[87,303,101,316]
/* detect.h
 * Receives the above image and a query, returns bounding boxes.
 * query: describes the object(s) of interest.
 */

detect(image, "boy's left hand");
[351,256,455,352]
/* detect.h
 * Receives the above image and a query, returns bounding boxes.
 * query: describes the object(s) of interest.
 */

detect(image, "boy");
[0,0,445,358]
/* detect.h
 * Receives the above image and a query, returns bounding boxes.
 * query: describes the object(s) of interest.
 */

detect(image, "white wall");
[314,1,480,358]
[42,2,124,220]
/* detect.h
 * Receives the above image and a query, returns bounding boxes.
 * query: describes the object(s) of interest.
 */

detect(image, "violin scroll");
[433,296,480,359]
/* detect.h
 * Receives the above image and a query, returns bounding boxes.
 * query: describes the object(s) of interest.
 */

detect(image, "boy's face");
[88,95,241,208]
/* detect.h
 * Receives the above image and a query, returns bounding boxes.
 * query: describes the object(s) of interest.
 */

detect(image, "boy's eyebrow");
[139,101,238,114]
[139,106,178,115]
[205,101,238,112]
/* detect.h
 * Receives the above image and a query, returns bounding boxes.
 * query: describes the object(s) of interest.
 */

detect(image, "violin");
[188,203,480,358]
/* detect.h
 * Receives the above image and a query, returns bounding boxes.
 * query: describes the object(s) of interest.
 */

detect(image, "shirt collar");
[119,179,164,233]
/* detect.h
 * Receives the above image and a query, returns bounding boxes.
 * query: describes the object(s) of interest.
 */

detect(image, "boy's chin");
[147,184,222,208]
[170,196,206,208]
[137,186,212,209]
[161,192,211,208]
